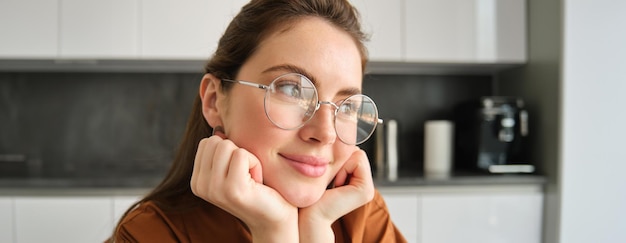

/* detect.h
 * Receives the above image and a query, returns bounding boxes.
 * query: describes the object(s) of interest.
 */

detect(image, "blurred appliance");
[453,97,534,173]
[374,119,399,181]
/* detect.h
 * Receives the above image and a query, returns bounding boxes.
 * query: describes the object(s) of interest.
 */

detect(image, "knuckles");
[191,136,253,207]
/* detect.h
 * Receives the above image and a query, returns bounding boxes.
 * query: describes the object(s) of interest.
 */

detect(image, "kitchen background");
[0,0,542,242]
[0,72,493,179]
[1,0,625,243]
[0,72,199,179]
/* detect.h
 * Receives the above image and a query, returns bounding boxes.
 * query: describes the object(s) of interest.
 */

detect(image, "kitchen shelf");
[0,59,523,75]
[0,59,207,73]
[374,174,546,188]
[0,173,545,196]
[365,61,523,76]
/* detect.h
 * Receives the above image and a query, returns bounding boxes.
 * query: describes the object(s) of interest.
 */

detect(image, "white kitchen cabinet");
[350,0,404,61]
[140,0,248,59]
[381,192,420,243]
[1,0,526,65]
[0,0,59,58]
[0,197,15,243]
[420,191,543,243]
[60,0,139,59]
[14,196,113,243]
[405,0,526,63]
[380,185,543,243]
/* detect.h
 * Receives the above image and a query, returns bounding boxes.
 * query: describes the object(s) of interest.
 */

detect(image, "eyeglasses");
[222,73,382,145]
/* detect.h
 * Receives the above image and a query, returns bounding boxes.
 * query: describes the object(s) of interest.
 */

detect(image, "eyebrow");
[262,64,362,97]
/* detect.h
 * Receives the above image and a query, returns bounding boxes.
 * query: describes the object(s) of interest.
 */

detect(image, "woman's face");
[220,17,364,208]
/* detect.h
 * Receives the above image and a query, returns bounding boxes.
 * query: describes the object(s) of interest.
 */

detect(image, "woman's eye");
[339,101,358,115]
[276,81,302,99]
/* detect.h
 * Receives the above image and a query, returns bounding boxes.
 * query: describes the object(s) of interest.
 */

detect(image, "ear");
[199,73,225,129]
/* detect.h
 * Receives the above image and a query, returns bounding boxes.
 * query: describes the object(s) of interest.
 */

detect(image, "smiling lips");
[280,153,329,178]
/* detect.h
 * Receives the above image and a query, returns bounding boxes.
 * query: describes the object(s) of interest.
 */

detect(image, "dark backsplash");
[0,72,201,178]
[361,74,492,173]
[0,72,491,179]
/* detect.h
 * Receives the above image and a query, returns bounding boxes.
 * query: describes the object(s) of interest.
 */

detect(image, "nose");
[298,101,337,145]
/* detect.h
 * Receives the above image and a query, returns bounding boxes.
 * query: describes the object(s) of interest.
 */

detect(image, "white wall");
[560,0,626,242]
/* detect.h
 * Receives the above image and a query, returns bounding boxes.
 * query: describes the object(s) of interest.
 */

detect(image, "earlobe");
[199,74,224,129]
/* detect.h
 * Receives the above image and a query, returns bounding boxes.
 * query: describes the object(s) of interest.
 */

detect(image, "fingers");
[228,148,263,185]
[300,149,375,224]
[349,150,373,183]
[190,135,297,230]
[191,136,225,199]
[190,134,266,205]
[333,166,348,187]
[351,150,375,201]
[334,150,367,182]
[247,152,264,183]
[210,138,236,179]
[333,149,375,200]
[333,147,362,187]
[190,138,206,191]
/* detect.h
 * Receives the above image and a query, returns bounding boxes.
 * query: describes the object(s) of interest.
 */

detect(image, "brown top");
[114,190,407,242]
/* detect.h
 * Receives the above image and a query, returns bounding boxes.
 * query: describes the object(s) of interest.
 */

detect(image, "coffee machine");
[453,97,534,173]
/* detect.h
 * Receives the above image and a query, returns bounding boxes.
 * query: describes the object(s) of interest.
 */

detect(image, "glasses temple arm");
[222,79,269,90]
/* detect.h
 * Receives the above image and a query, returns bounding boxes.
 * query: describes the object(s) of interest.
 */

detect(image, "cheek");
[224,95,275,144]
[226,98,303,166]
[331,145,357,169]
[335,121,358,144]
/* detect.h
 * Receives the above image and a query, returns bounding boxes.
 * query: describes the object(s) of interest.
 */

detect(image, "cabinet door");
[350,0,403,61]
[0,197,14,243]
[14,196,113,243]
[405,0,476,62]
[381,192,419,243]
[421,192,543,243]
[405,0,526,63]
[492,0,526,62]
[0,0,59,58]
[60,0,139,58]
[140,0,248,59]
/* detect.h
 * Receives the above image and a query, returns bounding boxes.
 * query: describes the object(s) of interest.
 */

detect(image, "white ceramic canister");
[424,120,454,179]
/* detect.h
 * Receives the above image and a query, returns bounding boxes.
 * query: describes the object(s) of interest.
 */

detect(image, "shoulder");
[115,201,189,242]
[334,190,406,242]
[337,189,392,228]
[362,189,391,214]
[370,189,389,208]
[114,199,251,242]
[339,189,408,242]
[121,201,165,223]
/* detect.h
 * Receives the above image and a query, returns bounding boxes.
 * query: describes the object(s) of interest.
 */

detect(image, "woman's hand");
[190,134,298,242]
[298,148,376,242]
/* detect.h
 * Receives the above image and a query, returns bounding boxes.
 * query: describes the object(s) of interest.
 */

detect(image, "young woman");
[111,0,406,242]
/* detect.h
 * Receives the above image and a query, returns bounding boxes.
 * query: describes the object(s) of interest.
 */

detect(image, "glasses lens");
[265,73,317,129]
[335,95,379,145]
[264,73,379,145]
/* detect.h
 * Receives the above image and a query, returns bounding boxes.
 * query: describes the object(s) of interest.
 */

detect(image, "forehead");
[267,17,366,68]
[240,17,364,94]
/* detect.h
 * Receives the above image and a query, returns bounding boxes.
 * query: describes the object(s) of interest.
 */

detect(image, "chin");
[289,195,322,208]
[282,186,325,208]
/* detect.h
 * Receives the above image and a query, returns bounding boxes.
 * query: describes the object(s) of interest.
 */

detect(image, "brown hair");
[111,0,367,238]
